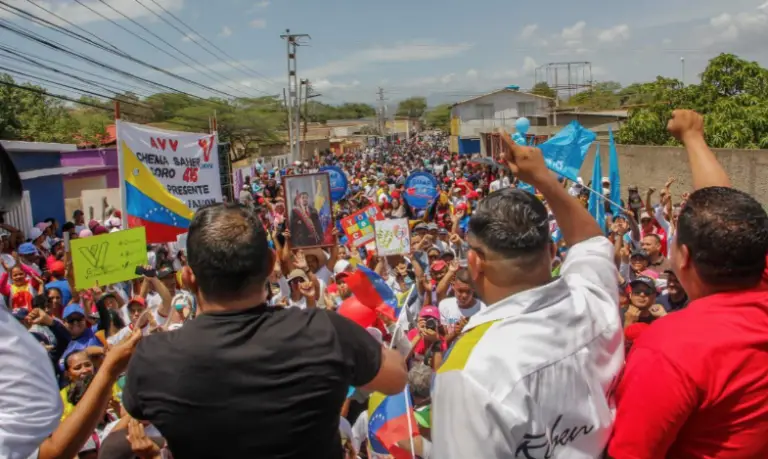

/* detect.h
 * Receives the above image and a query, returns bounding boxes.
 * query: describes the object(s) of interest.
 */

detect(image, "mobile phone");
[135,266,157,278]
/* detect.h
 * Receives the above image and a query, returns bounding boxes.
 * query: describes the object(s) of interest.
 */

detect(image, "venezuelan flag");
[368,390,418,459]
[121,140,194,244]
[345,266,400,321]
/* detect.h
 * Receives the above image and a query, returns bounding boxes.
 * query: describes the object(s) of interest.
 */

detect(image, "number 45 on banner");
[183,167,199,183]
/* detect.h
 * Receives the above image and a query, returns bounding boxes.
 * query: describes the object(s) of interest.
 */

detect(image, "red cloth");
[608,281,768,459]
[406,328,447,356]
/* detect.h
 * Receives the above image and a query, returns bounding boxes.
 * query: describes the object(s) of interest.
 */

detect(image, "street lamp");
[680,57,685,88]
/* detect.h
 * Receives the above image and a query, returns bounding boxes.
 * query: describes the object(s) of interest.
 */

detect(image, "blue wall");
[458,137,480,155]
[9,151,66,230]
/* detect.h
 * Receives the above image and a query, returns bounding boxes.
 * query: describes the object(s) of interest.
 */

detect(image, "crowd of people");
[1,109,767,459]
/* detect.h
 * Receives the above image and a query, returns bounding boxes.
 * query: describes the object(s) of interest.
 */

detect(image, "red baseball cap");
[50,261,66,276]
[419,306,440,320]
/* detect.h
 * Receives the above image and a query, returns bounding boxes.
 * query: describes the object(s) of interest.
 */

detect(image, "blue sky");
[1,0,767,106]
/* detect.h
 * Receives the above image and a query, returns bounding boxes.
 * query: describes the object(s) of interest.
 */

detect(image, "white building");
[450,88,552,155]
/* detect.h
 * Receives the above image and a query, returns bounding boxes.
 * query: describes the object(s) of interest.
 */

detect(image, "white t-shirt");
[489,179,502,193]
[0,308,62,459]
[438,297,486,335]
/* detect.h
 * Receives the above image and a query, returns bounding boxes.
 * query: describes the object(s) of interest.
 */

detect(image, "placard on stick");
[374,218,411,256]
[70,227,148,289]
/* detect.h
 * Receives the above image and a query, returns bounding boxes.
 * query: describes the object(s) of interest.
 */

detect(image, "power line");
[81,0,262,98]
[0,1,242,100]
[0,65,153,106]
[22,0,121,53]
[0,79,211,132]
[0,44,157,98]
[0,14,228,101]
[138,0,277,89]
[0,46,155,98]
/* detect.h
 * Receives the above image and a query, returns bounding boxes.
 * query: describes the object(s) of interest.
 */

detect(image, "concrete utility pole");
[300,79,321,159]
[377,87,387,137]
[281,29,310,162]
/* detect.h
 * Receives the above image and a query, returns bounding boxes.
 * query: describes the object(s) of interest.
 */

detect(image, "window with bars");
[517,102,536,117]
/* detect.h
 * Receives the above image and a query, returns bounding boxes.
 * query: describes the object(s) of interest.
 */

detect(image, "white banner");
[116,120,223,211]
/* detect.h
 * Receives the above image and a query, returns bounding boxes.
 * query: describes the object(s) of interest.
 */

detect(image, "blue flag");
[539,121,596,182]
[517,181,536,194]
[608,128,622,215]
[588,145,606,233]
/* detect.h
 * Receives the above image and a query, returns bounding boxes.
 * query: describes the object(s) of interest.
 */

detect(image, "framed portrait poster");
[282,173,335,249]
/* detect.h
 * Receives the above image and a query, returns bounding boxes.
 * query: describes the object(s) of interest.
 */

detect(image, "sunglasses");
[632,287,655,296]
[65,316,85,324]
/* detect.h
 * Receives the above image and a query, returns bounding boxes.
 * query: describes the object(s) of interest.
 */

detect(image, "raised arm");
[667,110,731,189]
[499,131,602,246]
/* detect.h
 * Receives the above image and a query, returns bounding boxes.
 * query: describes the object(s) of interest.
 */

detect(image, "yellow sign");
[71,227,148,289]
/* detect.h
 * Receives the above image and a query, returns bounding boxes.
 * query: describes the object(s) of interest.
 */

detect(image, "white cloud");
[759,1,768,10]
[311,79,361,91]
[592,66,607,77]
[561,21,586,40]
[597,24,630,42]
[441,73,456,84]
[705,9,768,47]
[250,18,267,28]
[522,56,538,74]
[219,26,233,37]
[181,33,198,42]
[0,0,184,26]
[466,69,478,78]
[162,59,264,76]
[490,69,519,80]
[246,0,270,13]
[520,24,538,40]
[662,38,672,45]
[303,42,473,80]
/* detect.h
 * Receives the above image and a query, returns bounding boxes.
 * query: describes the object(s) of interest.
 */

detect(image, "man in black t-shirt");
[123,203,407,459]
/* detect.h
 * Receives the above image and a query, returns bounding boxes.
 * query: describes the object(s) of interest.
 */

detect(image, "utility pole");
[281,29,310,162]
[377,87,387,138]
[300,79,321,159]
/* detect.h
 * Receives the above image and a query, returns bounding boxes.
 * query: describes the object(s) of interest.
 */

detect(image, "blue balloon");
[403,172,439,210]
[511,132,527,146]
[515,117,531,135]
[319,166,348,202]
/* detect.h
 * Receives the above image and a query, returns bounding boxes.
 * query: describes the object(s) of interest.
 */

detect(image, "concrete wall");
[452,91,550,138]
[579,143,768,208]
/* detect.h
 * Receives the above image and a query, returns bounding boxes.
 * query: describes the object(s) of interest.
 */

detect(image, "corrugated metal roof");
[452,88,554,107]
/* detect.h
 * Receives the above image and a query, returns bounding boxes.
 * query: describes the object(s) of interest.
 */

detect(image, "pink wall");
[60,147,119,188]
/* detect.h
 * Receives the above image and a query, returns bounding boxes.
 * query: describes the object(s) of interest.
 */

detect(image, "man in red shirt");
[608,110,768,459]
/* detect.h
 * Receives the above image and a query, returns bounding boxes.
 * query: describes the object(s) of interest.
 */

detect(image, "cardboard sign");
[374,218,411,256]
[71,227,148,289]
[340,205,385,248]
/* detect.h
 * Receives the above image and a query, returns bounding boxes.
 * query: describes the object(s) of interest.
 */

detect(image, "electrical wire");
[0,15,227,101]
[22,0,121,53]
[0,65,153,106]
[0,47,155,98]
[138,0,277,88]
[87,0,268,98]
[0,79,212,132]
[0,1,241,100]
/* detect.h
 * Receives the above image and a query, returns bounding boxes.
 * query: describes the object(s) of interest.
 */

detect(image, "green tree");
[531,82,556,99]
[617,53,768,149]
[396,97,427,118]
[0,74,23,139]
[424,104,451,132]
[568,81,624,110]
